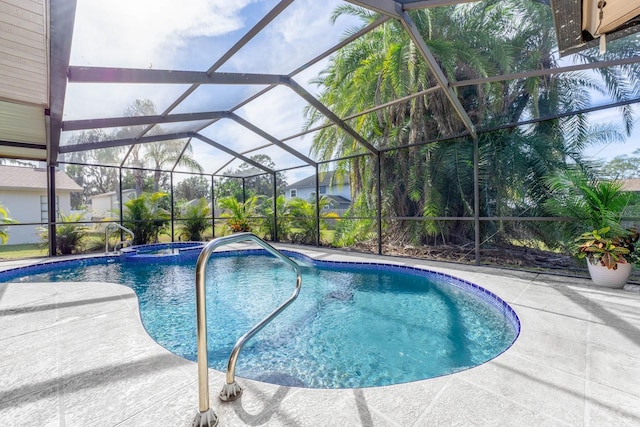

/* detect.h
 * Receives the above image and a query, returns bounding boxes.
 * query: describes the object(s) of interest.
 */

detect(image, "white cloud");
[220,0,357,74]
[71,0,253,68]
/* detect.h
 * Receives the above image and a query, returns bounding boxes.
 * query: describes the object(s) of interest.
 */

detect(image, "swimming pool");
[0,248,519,389]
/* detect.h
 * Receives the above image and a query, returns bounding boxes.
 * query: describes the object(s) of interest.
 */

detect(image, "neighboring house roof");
[0,165,82,192]
[325,195,351,204]
[286,170,350,190]
[324,195,351,208]
[621,178,640,192]
[91,191,118,199]
[90,189,136,200]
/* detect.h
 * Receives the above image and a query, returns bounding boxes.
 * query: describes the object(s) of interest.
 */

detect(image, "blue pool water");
[0,250,519,388]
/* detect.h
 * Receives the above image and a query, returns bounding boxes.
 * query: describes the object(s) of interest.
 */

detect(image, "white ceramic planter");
[587,261,632,288]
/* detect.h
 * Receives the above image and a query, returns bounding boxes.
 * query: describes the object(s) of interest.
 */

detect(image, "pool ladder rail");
[104,223,134,253]
[192,232,302,427]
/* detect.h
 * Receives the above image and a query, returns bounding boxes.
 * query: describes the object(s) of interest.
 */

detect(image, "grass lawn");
[0,243,48,260]
[0,225,334,261]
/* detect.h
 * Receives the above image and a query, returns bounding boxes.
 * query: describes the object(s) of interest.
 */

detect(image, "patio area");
[1,246,640,426]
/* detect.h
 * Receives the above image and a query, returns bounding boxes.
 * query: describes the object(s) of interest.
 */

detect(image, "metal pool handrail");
[104,223,134,252]
[192,232,302,427]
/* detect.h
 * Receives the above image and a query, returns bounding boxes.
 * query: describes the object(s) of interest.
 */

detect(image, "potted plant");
[574,227,638,288]
[544,169,637,288]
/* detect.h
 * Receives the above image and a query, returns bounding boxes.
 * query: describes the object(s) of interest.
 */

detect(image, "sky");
[63,0,362,184]
[581,108,640,161]
[62,0,640,185]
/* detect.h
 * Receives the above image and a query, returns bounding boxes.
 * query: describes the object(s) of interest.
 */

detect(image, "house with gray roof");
[284,171,351,209]
[0,165,82,244]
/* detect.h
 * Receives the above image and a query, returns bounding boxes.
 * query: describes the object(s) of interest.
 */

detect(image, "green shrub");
[257,195,290,241]
[41,212,88,255]
[123,192,170,245]
[178,198,210,241]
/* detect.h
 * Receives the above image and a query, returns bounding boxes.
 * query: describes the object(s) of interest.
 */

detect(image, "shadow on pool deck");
[0,353,189,411]
[0,293,136,316]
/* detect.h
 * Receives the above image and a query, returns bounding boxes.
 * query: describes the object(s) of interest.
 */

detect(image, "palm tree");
[49,212,89,255]
[306,4,516,244]
[286,196,332,244]
[544,168,632,241]
[122,192,170,244]
[306,2,638,247]
[145,140,203,192]
[0,204,17,244]
[118,99,204,195]
[178,198,211,241]
[218,196,259,233]
[257,194,291,241]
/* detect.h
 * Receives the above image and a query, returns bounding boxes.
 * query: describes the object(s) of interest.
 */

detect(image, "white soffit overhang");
[0,0,49,160]
[553,0,640,56]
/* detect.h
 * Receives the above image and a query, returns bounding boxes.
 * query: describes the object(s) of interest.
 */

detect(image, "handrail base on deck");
[192,408,218,427]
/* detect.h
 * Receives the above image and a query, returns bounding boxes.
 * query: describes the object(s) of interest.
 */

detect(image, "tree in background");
[116,99,203,196]
[64,130,122,209]
[602,149,640,180]
[214,175,244,201]
[145,140,203,192]
[64,99,204,203]
[215,155,288,201]
[121,170,156,194]
[174,176,211,202]
[114,99,159,196]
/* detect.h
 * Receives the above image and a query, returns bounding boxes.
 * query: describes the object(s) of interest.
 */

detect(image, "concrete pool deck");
[1,246,640,426]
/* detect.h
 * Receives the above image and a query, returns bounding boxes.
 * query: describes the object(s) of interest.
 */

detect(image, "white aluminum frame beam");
[62,112,229,131]
[67,67,286,86]
[226,113,317,166]
[401,0,479,10]
[345,0,400,16]
[194,134,274,173]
